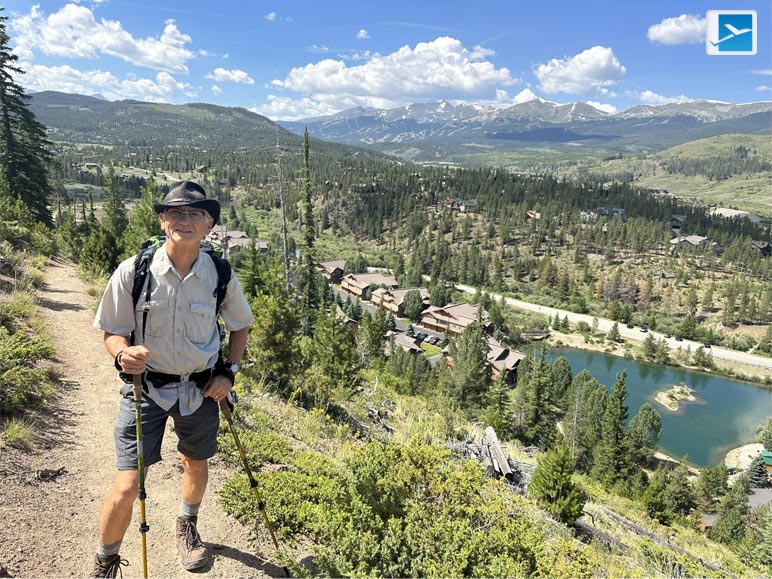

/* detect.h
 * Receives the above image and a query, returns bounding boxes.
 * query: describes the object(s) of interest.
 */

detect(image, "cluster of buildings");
[316,261,527,383]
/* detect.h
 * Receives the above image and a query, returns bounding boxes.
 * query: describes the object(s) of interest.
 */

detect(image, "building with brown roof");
[371,287,430,317]
[421,302,491,337]
[340,272,399,299]
[315,260,346,284]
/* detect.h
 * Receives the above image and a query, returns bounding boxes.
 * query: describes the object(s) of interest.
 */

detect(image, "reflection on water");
[539,347,772,467]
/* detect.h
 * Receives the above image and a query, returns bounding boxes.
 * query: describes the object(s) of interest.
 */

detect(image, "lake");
[541,348,772,467]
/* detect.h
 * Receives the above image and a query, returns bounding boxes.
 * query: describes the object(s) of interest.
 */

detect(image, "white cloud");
[205,68,254,84]
[18,62,190,102]
[264,12,277,22]
[11,4,195,73]
[211,85,222,95]
[647,14,705,45]
[270,36,515,115]
[534,46,625,96]
[252,95,340,121]
[751,69,772,75]
[636,90,690,105]
[586,100,617,114]
[756,85,772,92]
[356,29,369,40]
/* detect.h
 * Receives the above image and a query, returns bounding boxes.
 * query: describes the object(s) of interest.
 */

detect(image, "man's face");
[160,207,212,245]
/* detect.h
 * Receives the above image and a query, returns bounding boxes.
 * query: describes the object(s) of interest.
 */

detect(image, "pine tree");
[246,258,300,395]
[528,443,586,524]
[102,164,129,253]
[298,127,319,334]
[307,304,360,392]
[592,371,629,485]
[607,322,620,342]
[445,321,491,409]
[562,370,607,472]
[122,176,161,257]
[627,403,662,469]
[0,8,53,225]
[695,463,728,513]
[513,354,556,448]
[753,509,772,575]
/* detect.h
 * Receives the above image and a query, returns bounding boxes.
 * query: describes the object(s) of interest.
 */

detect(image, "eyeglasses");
[164,208,209,223]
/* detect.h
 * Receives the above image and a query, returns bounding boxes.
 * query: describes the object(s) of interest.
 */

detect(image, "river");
[541,348,772,467]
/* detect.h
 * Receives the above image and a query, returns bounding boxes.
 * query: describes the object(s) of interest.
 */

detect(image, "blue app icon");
[716,13,754,52]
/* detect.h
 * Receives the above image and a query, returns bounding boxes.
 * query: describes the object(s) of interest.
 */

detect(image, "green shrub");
[4,417,36,450]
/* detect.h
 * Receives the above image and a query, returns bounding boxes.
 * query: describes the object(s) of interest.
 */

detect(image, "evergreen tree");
[708,482,750,545]
[747,455,768,488]
[513,354,556,449]
[102,165,129,249]
[664,461,696,516]
[549,356,573,407]
[757,418,772,450]
[122,176,161,257]
[79,226,120,275]
[563,370,607,472]
[642,468,671,524]
[298,127,319,334]
[307,304,360,392]
[528,443,586,524]
[246,258,300,395]
[445,321,491,409]
[695,463,728,513]
[0,8,53,225]
[753,509,772,575]
[592,371,629,485]
[402,289,425,323]
[627,403,662,469]
[607,322,620,342]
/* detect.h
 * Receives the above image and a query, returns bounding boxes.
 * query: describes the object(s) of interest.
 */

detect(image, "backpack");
[129,235,232,344]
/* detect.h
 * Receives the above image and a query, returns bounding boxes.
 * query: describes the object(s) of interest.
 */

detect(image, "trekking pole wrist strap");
[114,349,125,371]
[212,360,235,386]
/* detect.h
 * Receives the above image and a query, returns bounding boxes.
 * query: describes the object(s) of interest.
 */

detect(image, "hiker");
[91,181,255,577]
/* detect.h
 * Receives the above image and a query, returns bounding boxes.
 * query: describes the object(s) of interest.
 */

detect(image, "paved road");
[454,283,772,372]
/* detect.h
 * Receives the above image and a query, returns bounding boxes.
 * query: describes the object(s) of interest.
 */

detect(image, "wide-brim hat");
[153,181,220,224]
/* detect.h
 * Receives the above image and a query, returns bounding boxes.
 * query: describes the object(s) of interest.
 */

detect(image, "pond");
[540,348,772,467]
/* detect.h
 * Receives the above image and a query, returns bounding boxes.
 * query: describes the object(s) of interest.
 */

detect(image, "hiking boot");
[89,554,128,578]
[176,515,211,570]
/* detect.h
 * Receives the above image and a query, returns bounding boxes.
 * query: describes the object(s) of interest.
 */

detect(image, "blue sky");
[4,0,771,120]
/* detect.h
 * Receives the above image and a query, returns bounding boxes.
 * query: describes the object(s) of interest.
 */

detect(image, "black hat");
[153,181,220,224]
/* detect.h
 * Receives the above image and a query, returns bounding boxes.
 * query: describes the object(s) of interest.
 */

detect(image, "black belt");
[144,368,214,387]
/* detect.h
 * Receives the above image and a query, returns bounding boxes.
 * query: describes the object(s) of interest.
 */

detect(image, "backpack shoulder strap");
[210,253,232,315]
[131,246,158,344]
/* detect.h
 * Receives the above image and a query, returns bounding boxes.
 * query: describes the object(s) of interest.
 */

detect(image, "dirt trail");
[0,257,280,578]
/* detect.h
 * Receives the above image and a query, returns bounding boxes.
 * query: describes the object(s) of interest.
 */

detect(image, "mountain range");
[279,98,772,163]
[26,91,772,167]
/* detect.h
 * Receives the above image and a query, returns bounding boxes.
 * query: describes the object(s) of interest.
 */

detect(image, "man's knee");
[180,455,208,477]
[109,471,141,504]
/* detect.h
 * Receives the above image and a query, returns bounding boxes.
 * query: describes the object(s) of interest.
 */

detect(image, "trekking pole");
[219,399,291,577]
[132,374,150,579]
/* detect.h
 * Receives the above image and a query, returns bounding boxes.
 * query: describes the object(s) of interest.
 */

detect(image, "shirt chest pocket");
[186,301,217,344]
[142,299,172,337]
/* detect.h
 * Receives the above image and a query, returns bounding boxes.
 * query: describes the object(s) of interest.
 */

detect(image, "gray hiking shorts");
[113,383,219,470]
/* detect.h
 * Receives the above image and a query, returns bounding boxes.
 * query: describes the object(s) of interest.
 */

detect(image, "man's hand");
[117,346,150,374]
[202,375,233,403]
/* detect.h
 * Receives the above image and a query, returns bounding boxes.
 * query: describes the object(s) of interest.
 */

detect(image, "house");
[526,210,541,221]
[752,241,772,257]
[315,260,346,284]
[698,513,717,532]
[370,287,430,317]
[385,333,424,357]
[763,450,772,476]
[195,164,207,173]
[458,199,478,213]
[340,272,399,299]
[670,235,709,251]
[206,225,255,255]
[671,214,687,230]
[421,302,492,338]
[486,337,526,383]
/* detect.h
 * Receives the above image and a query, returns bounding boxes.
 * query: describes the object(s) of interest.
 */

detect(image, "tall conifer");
[0,8,53,225]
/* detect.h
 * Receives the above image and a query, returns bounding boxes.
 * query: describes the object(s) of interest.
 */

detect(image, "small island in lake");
[655,383,696,411]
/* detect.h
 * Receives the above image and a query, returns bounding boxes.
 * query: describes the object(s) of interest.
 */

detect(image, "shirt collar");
[157,244,205,279]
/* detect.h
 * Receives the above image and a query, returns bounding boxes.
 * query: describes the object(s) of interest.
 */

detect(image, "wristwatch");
[226,361,240,374]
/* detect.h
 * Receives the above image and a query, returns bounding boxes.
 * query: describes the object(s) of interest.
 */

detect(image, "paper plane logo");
[706,10,757,55]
